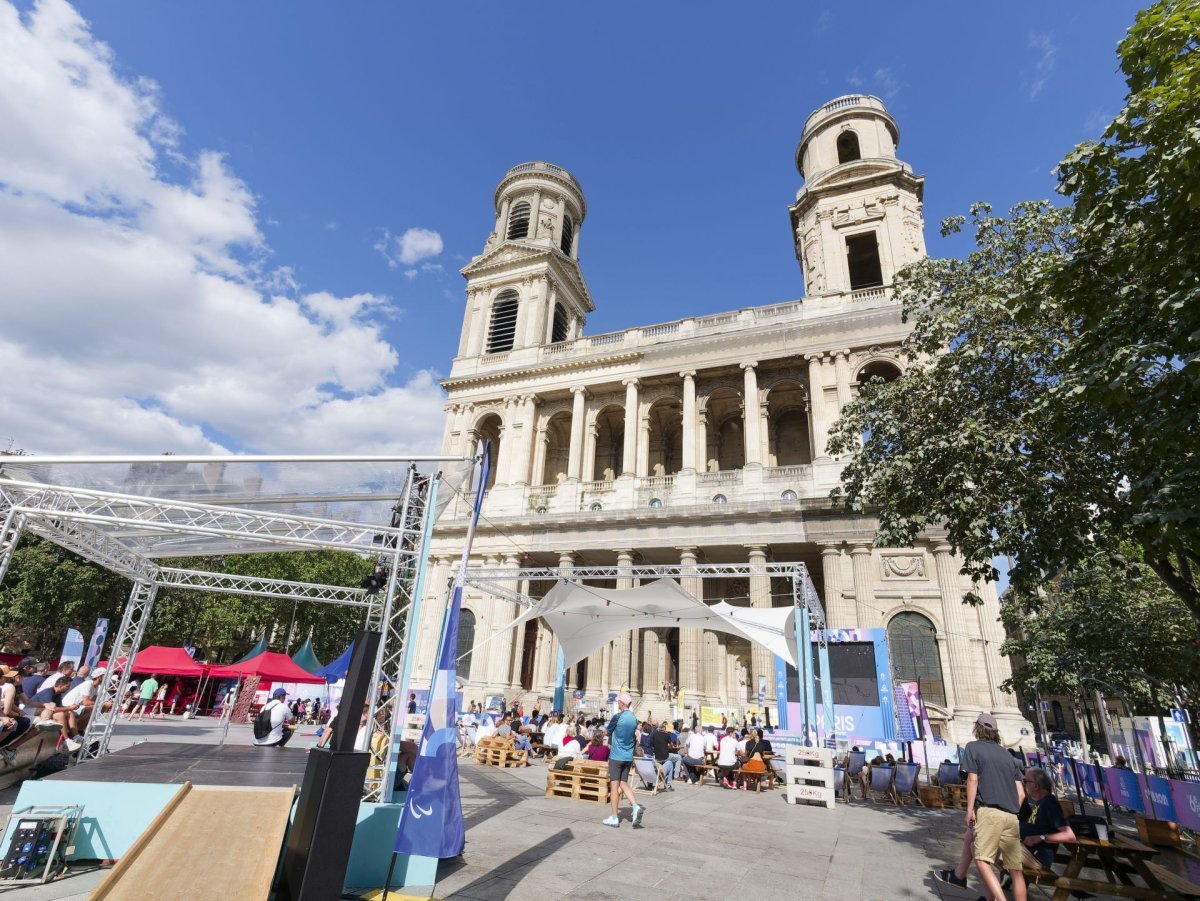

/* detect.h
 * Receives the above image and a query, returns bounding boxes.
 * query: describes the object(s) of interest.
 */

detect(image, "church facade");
[411,95,1031,747]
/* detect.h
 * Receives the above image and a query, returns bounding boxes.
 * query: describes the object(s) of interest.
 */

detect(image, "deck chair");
[865,765,895,803]
[844,751,867,801]
[936,762,961,787]
[769,756,787,788]
[893,762,921,805]
[832,766,846,802]
[633,757,666,795]
[937,761,966,807]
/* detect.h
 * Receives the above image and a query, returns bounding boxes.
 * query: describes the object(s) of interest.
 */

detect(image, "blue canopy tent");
[316,641,354,684]
[290,637,323,675]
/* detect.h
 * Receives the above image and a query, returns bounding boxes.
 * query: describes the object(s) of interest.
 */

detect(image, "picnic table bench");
[474,735,528,768]
[545,759,608,804]
[1021,832,1190,900]
[693,762,776,791]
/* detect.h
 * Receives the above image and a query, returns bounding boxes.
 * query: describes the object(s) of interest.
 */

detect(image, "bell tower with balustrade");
[789,95,926,300]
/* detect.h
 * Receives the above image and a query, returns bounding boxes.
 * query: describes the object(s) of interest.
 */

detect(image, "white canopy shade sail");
[508,578,800,669]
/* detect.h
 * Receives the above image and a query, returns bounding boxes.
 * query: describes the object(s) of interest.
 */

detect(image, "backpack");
[253,701,277,740]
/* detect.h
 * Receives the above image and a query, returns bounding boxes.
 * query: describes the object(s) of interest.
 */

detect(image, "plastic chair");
[893,762,921,805]
[865,765,895,803]
[633,757,665,794]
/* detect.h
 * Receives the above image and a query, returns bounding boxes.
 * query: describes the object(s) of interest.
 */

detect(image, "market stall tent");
[208,650,326,684]
[130,645,209,677]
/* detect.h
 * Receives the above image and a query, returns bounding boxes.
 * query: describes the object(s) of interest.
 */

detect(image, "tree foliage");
[830,0,1200,625]
[0,535,374,663]
[1001,544,1199,710]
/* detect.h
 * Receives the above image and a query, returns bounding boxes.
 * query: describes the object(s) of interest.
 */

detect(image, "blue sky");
[1,1,1143,456]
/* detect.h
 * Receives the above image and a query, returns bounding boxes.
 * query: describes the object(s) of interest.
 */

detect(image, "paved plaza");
[0,723,1112,900]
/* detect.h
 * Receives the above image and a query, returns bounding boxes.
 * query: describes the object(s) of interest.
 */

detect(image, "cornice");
[442,351,644,391]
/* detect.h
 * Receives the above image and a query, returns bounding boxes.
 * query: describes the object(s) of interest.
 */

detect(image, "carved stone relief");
[880,553,927,581]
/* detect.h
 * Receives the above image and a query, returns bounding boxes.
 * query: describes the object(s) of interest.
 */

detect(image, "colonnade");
[443,351,884,489]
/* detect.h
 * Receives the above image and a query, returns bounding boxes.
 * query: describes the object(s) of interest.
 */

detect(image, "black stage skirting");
[47,742,310,788]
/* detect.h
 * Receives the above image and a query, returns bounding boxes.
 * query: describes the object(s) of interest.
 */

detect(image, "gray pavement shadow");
[441,828,576,900]
[458,765,542,832]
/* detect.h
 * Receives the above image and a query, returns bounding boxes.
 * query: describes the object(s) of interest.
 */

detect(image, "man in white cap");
[55,667,110,751]
[602,692,644,828]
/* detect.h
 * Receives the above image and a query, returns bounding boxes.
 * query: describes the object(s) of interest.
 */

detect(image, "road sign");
[1172,708,1191,724]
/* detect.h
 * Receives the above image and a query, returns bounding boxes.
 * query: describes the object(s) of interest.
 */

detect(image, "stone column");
[531,422,548,486]
[834,350,853,411]
[636,415,650,477]
[496,197,510,237]
[741,362,762,467]
[680,371,697,472]
[819,543,853,627]
[806,353,830,461]
[850,544,876,627]
[510,396,537,486]
[700,632,720,700]
[493,398,517,486]
[582,419,598,483]
[510,573,530,686]
[697,410,709,472]
[747,545,774,703]
[468,295,489,357]
[493,554,521,689]
[621,379,639,477]
[566,387,587,481]
[414,555,453,686]
[612,549,635,690]
[641,631,660,696]
[677,547,702,701]
[933,543,982,716]
[716,637,729,701]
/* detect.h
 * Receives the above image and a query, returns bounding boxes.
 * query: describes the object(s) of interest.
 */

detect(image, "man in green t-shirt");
[134,674,159,722]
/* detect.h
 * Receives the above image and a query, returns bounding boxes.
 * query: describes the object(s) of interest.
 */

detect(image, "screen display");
[809,642,880,707]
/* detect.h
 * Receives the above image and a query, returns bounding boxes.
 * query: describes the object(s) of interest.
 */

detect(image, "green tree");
[830,0,1200,622]
[1001,545,1199,710]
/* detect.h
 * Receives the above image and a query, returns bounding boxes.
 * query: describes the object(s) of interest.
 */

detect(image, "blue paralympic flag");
[394,443,490,859]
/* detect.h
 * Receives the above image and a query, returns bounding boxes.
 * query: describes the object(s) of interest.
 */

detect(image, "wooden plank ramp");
[92,782,296,901]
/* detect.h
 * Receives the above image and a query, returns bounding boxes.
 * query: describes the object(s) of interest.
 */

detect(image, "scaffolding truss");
[0,453,472,791]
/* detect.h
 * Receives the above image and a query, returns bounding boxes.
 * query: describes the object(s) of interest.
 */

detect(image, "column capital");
[679,370,697,380]
[804,352,825,363]
[932,542,955,557]
[613,547,635,556]
[837,348,852,358]
[503,553,521,567]
[675,545,699,555]
[744,543,769,556]
[850,543,873,556]
[571,385,589,397]
[621,377,639,388]
[740,360,758,371]
[819,542,843,555]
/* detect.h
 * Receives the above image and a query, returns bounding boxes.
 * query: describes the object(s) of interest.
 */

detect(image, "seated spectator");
[0,665,33,762]
[586,729,610,761]
[755,728,773,756]
[703,725,719,759]
[717,727,740,789]
[18,662,52,711]
[553,729,583,770]
[651,720,678,790]
[639,720,655,757]
[681,725,707,784]
[1019,767,1076,869]
[55,667,109,749]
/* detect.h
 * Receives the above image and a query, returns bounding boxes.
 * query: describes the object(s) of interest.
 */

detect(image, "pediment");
[460,240,594,312]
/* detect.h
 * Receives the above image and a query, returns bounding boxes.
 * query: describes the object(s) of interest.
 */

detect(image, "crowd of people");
[0,657,113,758]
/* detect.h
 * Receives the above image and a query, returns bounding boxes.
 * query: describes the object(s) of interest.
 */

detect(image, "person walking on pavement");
[602,692,644,828]
[956,713,1027,901]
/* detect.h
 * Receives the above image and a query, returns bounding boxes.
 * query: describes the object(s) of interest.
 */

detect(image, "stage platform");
[48,741,311,788]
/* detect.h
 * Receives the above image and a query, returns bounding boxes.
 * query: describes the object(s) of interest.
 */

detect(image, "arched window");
[456,608,476,680]
[887,612,946,707]
[648,498,663,508]
[560,215,574,255]
[589,502,603,511]
[487,290,519,353]
[781,489,798,501]
[837,130,861,164]
[506,201,531,240]
[551,302,570,343]
[712,494,728,505]
[846,232,884,290]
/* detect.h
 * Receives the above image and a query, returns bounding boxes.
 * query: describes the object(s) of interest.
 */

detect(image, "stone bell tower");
[789,95,926,298]
[453,162,593,374]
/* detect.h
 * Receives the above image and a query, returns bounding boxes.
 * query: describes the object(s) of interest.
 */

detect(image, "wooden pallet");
[545,762,608,804]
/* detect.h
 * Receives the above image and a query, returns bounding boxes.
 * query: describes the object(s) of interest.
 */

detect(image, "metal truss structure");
[464,561,834,745]
[0,453,472,792]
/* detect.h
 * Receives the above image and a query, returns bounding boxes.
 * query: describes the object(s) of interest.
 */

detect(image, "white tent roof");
[508,579,799,668]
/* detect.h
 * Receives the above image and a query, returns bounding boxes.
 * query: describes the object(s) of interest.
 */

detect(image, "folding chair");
[865,765,895,803]
[937,762,966,808]
[832,766,847,802]
[893,762,922,805]
[633,757,666,795]
[844,751,867,801]
[769,756,788,789]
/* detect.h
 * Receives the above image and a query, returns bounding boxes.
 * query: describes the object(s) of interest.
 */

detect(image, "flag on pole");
[394,442,490,859]
[59,628,85,668]
[83,619,109,669]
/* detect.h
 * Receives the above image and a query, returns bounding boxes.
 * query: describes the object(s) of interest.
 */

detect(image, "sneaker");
[934,869,968,889]
[34,721,61,733]
[0,748,15,766]
[631,804,645,827]
[601,815,619,828]
[665,784,674,791]
[63,738,82,753]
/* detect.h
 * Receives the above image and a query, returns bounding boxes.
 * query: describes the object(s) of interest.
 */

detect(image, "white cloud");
[845,67,904,102]
[375,226,444,269]
[0,0,446,456]
[1025,32,1058,101]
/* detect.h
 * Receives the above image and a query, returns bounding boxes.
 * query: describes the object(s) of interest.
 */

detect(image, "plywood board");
[92,785,295,901]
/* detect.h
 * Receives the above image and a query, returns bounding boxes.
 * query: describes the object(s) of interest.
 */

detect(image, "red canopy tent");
[129,645,209,677]
[207,650,325,684]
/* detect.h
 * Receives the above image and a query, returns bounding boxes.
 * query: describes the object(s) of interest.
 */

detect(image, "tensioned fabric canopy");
[290,637,323,675]
[208,650,326,684]
[506,579,799,668]
[129,645,209,677]
[316,642,354,683]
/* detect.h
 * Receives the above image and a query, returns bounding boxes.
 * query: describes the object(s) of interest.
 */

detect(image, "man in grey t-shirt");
[962,713,1027,901]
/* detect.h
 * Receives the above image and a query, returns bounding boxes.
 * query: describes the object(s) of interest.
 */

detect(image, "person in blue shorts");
[602,692,644,828]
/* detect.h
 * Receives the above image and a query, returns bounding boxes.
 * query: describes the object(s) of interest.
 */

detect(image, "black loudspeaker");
[281,629,381,901]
